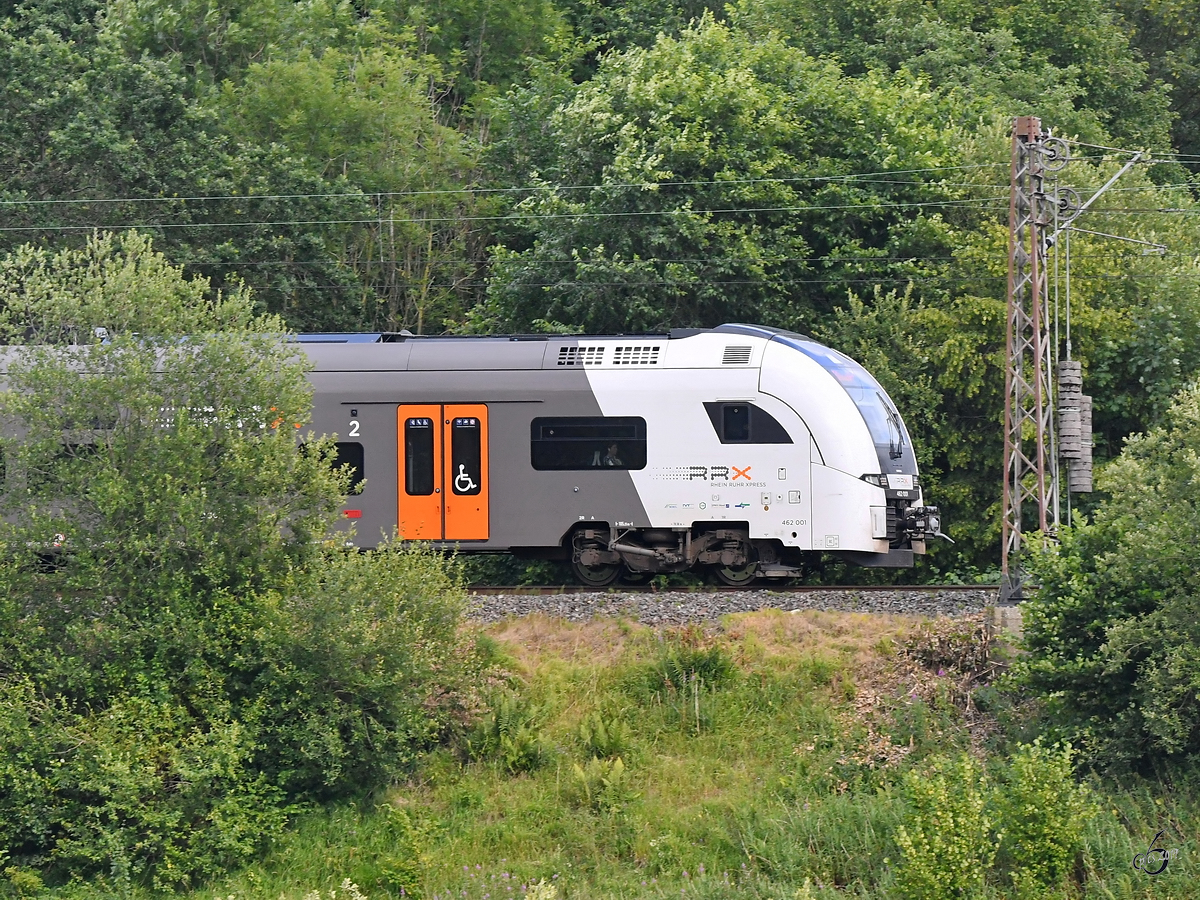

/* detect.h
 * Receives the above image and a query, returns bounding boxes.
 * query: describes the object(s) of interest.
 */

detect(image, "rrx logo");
[686,465,752,481]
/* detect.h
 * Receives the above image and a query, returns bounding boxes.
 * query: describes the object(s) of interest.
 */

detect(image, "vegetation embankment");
[73,609,1192,900]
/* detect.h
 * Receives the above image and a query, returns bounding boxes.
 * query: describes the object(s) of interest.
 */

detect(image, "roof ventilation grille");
[612,345,661,366]
[557,345,605,366]
[722,345,753,365]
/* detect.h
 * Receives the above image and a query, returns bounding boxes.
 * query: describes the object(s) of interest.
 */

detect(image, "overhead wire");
[177,248,1192,268]
[0,162,1009,208]
[0,196,1012,233]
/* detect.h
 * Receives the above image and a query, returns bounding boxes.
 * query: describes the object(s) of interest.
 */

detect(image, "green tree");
[0,16,372,332]
[817,125,1200,575]
[1116,0,1200,160]
[223,41,484,332]
[557,0,727,75]
[0,232,477,888]
[103,0,306,85]
[476,17,961,334]
[386,0,570,104]
[733,0,1173,150]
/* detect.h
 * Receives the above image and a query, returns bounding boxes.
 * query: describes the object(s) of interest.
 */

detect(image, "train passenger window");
[405,417,436,495]
[450,417,482,495]
[530,417,647,470]
[333,442,365,494]
[704,403,793,444]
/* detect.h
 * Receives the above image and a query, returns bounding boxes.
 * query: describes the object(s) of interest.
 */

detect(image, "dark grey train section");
[301,324,946,585]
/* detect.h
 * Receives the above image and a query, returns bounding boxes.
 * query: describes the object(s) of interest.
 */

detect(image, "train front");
[756,330,948,566]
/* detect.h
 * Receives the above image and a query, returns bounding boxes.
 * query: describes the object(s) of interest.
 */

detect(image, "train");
[301,323,947,585]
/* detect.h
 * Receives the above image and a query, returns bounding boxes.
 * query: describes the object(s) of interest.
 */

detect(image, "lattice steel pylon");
[1000,116,1059,602]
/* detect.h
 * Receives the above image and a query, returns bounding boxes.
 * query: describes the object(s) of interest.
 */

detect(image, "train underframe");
[549,502,942,586]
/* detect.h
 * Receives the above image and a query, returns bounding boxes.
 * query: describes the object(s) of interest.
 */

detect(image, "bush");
[892,744,1093,899]
[255,547,472,798]
[0,234,478,889]
[468,692,553,774]
[1017,382,1200,767]
[0,546,475,891]
[894,754,993,900]
[994,741,1091,895]
[578,709,632,760]
[566,756,638,812]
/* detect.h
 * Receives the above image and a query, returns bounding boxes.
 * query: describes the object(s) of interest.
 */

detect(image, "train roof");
[293,323,812,344]
[295,324,827,372]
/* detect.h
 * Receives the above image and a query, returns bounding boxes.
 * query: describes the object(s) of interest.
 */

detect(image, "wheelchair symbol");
[454,465,477,493]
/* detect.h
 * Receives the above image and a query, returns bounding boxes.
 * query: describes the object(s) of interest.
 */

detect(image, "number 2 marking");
[348,420,361,437]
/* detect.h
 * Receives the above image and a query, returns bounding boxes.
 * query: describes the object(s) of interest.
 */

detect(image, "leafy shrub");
[0,235,478,889]
[893,745,1093,898]
[0,547,474,891]
[615,633,737,735]
[372,805,436,898]
[255,546,473,798]
[894,754,994,900]
[0,684,286,891]
[993,741,1091,894]
[659,643,736,694]
[1017,382,1200,766]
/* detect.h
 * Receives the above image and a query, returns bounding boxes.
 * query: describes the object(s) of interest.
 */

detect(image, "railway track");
[467,583,998,624]
[468,583,993,595]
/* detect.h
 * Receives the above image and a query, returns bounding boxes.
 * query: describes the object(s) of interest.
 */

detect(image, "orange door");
[443,404,489,541]
[397,404,489,541]
[398,405,443,539]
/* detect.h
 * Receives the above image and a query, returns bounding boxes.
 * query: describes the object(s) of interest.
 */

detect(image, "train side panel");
[306,349,652,550]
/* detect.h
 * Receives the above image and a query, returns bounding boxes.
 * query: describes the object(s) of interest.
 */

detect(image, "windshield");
[776,336,915,474]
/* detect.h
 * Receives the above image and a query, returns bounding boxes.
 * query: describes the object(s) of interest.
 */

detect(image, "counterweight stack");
[1056,361,1093,494]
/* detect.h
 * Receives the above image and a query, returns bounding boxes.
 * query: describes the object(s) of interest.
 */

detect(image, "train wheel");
[573,559,621,587]
[712,563,757,586]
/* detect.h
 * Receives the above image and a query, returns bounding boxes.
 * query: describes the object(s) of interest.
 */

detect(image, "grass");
[27,609,1200,900]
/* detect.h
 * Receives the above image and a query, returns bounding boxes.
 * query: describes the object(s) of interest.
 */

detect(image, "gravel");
[468,587,996,626]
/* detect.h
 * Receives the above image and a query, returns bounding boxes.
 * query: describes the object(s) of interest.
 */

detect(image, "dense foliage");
[1016,382,1200,769]
[0,234,479,890]
[4,0,1199,576]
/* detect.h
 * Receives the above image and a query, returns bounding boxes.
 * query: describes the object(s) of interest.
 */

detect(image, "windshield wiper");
[881,393,904,459]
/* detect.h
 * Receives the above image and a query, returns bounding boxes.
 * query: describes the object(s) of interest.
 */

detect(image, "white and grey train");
[303,323,946,585]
